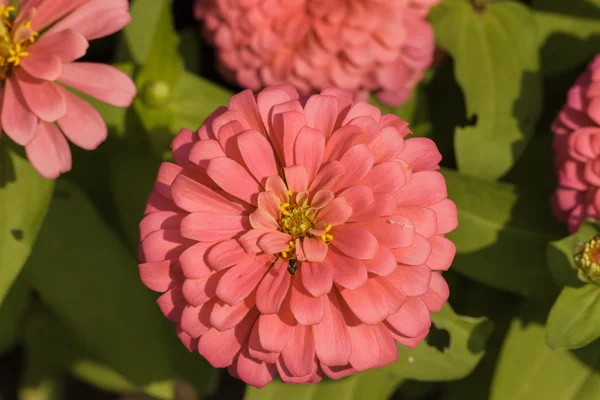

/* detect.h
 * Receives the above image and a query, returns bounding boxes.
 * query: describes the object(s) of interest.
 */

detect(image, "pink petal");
[259,231,292,254]
[156,285,186,322]
[284,165,309,193]
[180,301,213,338]
[320,87,353,129]
[257,85,299,132]
[211,295,255,331]
[323,125,363,162]
[171,174,246,214]
[421,272,449,312]
[2,77,37,145]
[356,216,416,251]
[277,358,318,384]
[154,162,181,200]
[389,264,432,297]
[429,199,459,234]
[339,278,389,324]
[396,206,438,238]
[256,259,291,314]
[179,242,213,279]
[331,225,379,260]
[386,297,431,338]
[401,138,442,172]
[207,157,261,205]
[232,349,277,389]
[248,322,279,364]
[372,277,407,314]
[57,88,107,150]
[348,192,397,222]
[258,191,281,220]
[290,273,325,325]
[320,364,356,380]
[180,212,249,242]
[139,211,184,241]
[302,237,328,263]
[294,126,325,181]
[238,129,278,185]
[279,111,308,167]
[426,235,456,271]
[394,171,448,207]
[337,185,374,216]
[304,94,339,137]
[198,309,259,368]
[309,161,345,192]
[364,245,397,276]
[316,198,352,226]
[229,89,264,132]
[138,259,181,292]
[369,126,406,164]
[15,69,66,121]
[266,175,290,204]
[216,255,271,305]
[25,121,71,179]
[189,139,225,168]
[171,128,196,165]
[59,62,136,107]
[312,293,352,367]
[258,304,295,353]
[182,272,222,307]
[238,228,270,254]
[301,261,333,297]
[281,324,317,377]
[333,144,376,191]
[144,190,181,215]
[327,249,368,290]
[249,208,279,230]
[141,229,195,263]
[347,324,381,371]
[20,52,62,81]
[342,101,381,125]
[392,234,432,265]
[206,239,249,271]
[373,323,399,366]
[359,161,407,194]
[30,29,88,63]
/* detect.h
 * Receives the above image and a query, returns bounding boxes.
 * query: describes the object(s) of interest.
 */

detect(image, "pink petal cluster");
[138,86,457,387]
[194,0,438,107]
[0,0,136,179]
[552,55,600,233]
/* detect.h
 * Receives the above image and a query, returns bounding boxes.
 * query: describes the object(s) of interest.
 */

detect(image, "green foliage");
[431,0,542,180]
[442,168,560,298]
[0,138,53,305]
[0,271,29,355]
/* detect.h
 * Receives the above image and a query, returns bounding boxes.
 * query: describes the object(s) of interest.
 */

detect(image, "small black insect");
[287,259,297,275]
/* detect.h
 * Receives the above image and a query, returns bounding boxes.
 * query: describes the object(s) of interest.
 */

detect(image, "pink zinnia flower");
[138,86,457,387]
[552,55,600,233]
[194,0,438,106]
[0,0,136,179]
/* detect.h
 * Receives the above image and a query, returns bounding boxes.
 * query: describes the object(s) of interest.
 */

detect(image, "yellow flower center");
[0,5,39,78]
[575,235,600,284]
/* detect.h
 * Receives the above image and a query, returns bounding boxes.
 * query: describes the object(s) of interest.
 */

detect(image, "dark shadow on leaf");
[533,0,600,19]
[426,325,451,352]
[10,229,23,241]
[0,137,19,189]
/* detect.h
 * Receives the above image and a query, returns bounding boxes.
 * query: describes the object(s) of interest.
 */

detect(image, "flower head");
[552,55,600,232]
[138,86,458,387]
[195,0,439,106]
[0,0,136,179]
[575,235,600,284]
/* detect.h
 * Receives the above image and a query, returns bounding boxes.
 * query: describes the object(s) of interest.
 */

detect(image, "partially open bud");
[574,236,600,284]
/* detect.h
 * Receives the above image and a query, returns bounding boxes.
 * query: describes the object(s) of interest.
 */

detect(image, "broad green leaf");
[122,0,171,65]
[245,368,401,400]
[380,303,493,381]
[533,0,600,76]
[547,284,600,350]
[442,168,561,298]
[0,271,29,355]
[491,301,600,400]
[170,71,233,132]
[432,0,542,179]
[0,138,53,304]
[547,220,599,288]
[26,180,174,399]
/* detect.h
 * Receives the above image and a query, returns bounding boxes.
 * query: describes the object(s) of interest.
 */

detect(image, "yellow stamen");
[0,7,39,74]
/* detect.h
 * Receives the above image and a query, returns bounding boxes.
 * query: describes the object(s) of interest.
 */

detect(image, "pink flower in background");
[552,55,600,233]
[0,0,136,179]
[138,86,457,387]
[195,0,438,107]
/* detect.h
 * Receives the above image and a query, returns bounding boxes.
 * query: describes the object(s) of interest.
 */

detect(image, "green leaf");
[0,137,54,304]
[442,168,561,298]
[491,301,600,400]
[122,0,172,65]
[26,179,174,399]
[533,0,600,76]
[547,284,600,350]
[245,368,401,400]
[380,303,493,382]
[432,0,542,179]
[547,220,599,288]
[0,271,30,355]
[170,71,233,132]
